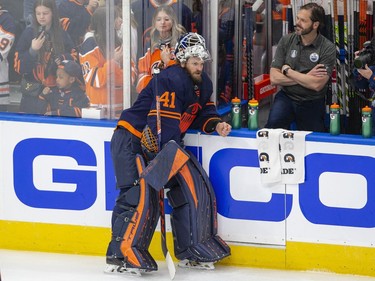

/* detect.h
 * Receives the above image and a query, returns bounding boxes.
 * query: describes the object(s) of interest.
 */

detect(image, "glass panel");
[7,0,124,119]
[79,0,123,119]
[217,0,235,106]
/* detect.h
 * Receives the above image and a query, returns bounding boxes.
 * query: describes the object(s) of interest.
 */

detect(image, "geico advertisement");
[1,120,375,248]
[184,133,375,248]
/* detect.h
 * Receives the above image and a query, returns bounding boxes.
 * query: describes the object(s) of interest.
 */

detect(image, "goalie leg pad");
[107,156,160,271]
[167,153,231,263]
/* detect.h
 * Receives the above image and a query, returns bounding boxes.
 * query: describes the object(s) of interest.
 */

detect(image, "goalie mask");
[175,32,211,63]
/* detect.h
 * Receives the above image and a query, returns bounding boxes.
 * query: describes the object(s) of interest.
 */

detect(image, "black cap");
[58,60,82,79]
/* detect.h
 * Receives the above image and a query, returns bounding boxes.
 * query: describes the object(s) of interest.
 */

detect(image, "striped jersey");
[79,32,123,116]
[118,64,222,147]
[59,0,93,46]
[136,46,176,93]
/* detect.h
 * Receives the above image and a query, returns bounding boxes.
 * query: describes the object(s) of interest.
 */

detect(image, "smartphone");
[36,26,45,39]
[159,42,170,50]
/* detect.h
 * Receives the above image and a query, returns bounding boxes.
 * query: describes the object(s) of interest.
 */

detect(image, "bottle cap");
[362,106,372,112]
[232,97,241,103]
[248,98,259,106]
[330,103,340,109]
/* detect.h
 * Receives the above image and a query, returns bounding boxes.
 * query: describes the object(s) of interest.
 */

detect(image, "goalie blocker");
[106,140,230,271]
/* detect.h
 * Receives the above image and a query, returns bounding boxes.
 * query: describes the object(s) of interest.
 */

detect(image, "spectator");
[265,2,336,132]
[351,37,375,135]
[23,0,63,26]
[0,0,16,111]
[131,0,192,59]
[136,5,185,93]
[191,0,202,34]
[39,60,89,117]
[79,6,123,117]
[14,0,76,114]
[3,0,24,85]
[59,0,100,47]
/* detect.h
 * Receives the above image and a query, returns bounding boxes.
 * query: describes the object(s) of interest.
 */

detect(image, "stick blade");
[165,251,176,280]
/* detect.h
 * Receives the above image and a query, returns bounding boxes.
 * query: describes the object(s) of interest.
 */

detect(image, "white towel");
[256,129,284,184]
[279,130,311,184]
[256,129,311,184]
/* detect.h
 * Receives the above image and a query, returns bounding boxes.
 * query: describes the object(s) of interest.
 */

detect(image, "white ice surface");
[0,250,374,281]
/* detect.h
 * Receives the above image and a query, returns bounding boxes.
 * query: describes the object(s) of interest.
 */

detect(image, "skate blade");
[177,259,215,270]
[104,264,142,277]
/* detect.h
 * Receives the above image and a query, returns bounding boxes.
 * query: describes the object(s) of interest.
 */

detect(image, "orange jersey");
[79,32,123,116]
[136,47,175,93]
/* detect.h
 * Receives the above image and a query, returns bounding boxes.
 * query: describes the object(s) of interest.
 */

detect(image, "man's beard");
[187,68,202,84]
[295,23,314,36]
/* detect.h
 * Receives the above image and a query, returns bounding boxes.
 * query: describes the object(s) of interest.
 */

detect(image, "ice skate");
[104,263,142,277]
[104,257,147,277]
[177,259,215,270]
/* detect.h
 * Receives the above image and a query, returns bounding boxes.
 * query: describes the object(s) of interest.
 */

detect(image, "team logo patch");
[310,53,319,62]
[291,50,297,58]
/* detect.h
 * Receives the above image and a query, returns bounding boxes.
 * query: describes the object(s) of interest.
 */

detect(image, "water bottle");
[247,99,259,130]
[231,97,242,129]
[362,106,373,138]
[329,103,340,135]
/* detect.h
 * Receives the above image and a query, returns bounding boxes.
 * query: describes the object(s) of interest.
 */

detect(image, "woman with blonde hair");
[136,5,185,93]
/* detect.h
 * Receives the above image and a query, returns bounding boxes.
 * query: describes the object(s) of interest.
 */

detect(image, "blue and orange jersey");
[39,84,90,117]
[13,26,75,87]
[79,32,123,115]
[59,0,93,46]
[136,46,176,93]
[118,64,222,146]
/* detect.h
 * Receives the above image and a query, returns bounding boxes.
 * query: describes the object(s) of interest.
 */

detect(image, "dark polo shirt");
[271,33,336,101]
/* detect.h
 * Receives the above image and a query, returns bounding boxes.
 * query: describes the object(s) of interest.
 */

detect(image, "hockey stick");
[244,2,254,100]
[154,67,176,280]
[352,90,374,103]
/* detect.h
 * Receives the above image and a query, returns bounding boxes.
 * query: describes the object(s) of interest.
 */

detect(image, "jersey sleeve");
[136,49,152,93]
[59,1,91,45]
[80,38,123,90]
[13,27,37,76]
[190,77,222,133]
[0,13,16,62]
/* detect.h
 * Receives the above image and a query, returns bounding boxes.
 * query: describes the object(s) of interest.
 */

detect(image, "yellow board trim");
[1,220,374,277]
